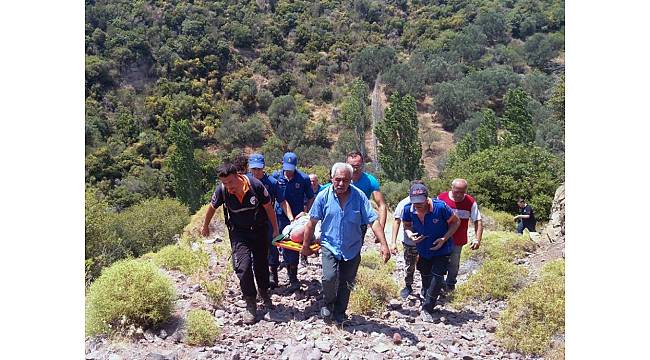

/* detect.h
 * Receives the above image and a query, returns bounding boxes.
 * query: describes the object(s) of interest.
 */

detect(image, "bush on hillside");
[451,259,527,308]
[481,208,517,232]
[85,259,176,336]
[201,274,228,306]
[115,198,190,257]
[440,144,564,221]
[348,250,398,315]
[497,260,565,355]
[86,188,122,283]
[460,231,537,264]
[185,309,220,346]
[380,180,410,210]
[152,245,209,276]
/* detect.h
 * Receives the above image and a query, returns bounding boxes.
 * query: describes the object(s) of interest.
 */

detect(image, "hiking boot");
[243,296,257,324]
[269,266,279,289]
[287,264,300,292]
[400,285,413,299]
[333,313,348,325]
[259,289,273,309]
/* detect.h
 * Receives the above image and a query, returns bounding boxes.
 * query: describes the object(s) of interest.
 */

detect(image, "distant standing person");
[390,180,425,299]
[402,183,460,322]
[437,179,483,292]
[514,197,536,233]
[309,173,327,194]
[272,152,315,291]
[247,153,282,289]
[301,162,391,324]
[346,151,388,239]
[201,163,279,324]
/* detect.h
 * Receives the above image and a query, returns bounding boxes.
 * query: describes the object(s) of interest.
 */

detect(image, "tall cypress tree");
[169,119,202,213]
[475,108,499,151]
[337,79,369,158]
[501,88,535,146]
[376,93,424,181]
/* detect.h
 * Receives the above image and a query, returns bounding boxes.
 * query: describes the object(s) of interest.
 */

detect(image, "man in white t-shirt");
[390,180,424,299]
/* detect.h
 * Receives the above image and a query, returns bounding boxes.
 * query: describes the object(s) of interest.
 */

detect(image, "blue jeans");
[445,244,463,289]
[321,246,361,318]
[516,220,536,234]
[417,254,450,312]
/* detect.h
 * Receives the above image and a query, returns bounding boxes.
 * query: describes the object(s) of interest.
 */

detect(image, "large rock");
[543,184,565,244]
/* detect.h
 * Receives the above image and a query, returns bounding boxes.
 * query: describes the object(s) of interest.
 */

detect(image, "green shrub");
[481,208,517,232]
[460,231,537,264]
[360,250,396,273]
[185,309,220,346]
[202,274,228,306]
[349,250,398,315]
[115,198,190,257]
[452,259,527,307]
[153,245,209,276]
[440,144,564,221]
[85,187,126,284]
[381,180,410,210]
[497,260,565,355]
[85,259,176,336]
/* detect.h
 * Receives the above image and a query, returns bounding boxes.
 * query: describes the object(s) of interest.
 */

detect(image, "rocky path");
[85,218,555,360]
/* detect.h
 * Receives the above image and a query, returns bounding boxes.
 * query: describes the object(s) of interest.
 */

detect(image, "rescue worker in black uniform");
[201,163,279,324]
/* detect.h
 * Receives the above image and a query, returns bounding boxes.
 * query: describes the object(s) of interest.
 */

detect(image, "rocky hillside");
[85,201,565,360]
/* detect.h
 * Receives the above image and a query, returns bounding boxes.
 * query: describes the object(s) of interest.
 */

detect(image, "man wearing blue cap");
[272,152,315,291]
[401,183,460,322]
[248,153,282,289]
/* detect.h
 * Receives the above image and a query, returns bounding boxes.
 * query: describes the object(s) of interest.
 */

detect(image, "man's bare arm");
[373,190,388,229]
[201,205,217,237]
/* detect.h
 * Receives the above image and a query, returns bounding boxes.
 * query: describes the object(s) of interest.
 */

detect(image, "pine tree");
[376,93,424,181]
[169,119,202,213]
[501,88,535,146]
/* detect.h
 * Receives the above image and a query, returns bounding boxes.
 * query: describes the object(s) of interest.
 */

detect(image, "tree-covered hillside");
[85,0,564,211]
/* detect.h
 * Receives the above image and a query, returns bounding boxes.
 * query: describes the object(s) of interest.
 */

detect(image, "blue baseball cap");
[282,152,298,171]
[409,183,429,204]
[249,153,265,169]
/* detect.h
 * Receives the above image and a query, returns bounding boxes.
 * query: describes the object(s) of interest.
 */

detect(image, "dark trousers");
[230,227,270,298]
[267,223,280,267]
[417,254,450,312]
[516,220,536,234]
[321,246,361,317]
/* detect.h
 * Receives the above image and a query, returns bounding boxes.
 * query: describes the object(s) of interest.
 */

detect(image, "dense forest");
[86,0,565,282]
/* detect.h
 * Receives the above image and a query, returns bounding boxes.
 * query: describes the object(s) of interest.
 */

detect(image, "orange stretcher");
[272,233,321,252]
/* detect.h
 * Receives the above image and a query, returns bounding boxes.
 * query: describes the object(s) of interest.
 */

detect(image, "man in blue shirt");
[272,152,315,291]
[301,162,391,324]
[248,153,282,289]
[309,173,327,194]
[346,151,388,240]
[402,183,460,322]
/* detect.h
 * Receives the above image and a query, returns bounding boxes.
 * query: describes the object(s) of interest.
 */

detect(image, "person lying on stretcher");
[274,215,321,252]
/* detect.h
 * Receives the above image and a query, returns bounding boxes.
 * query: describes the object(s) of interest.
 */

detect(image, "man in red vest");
[437,179,483,292]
